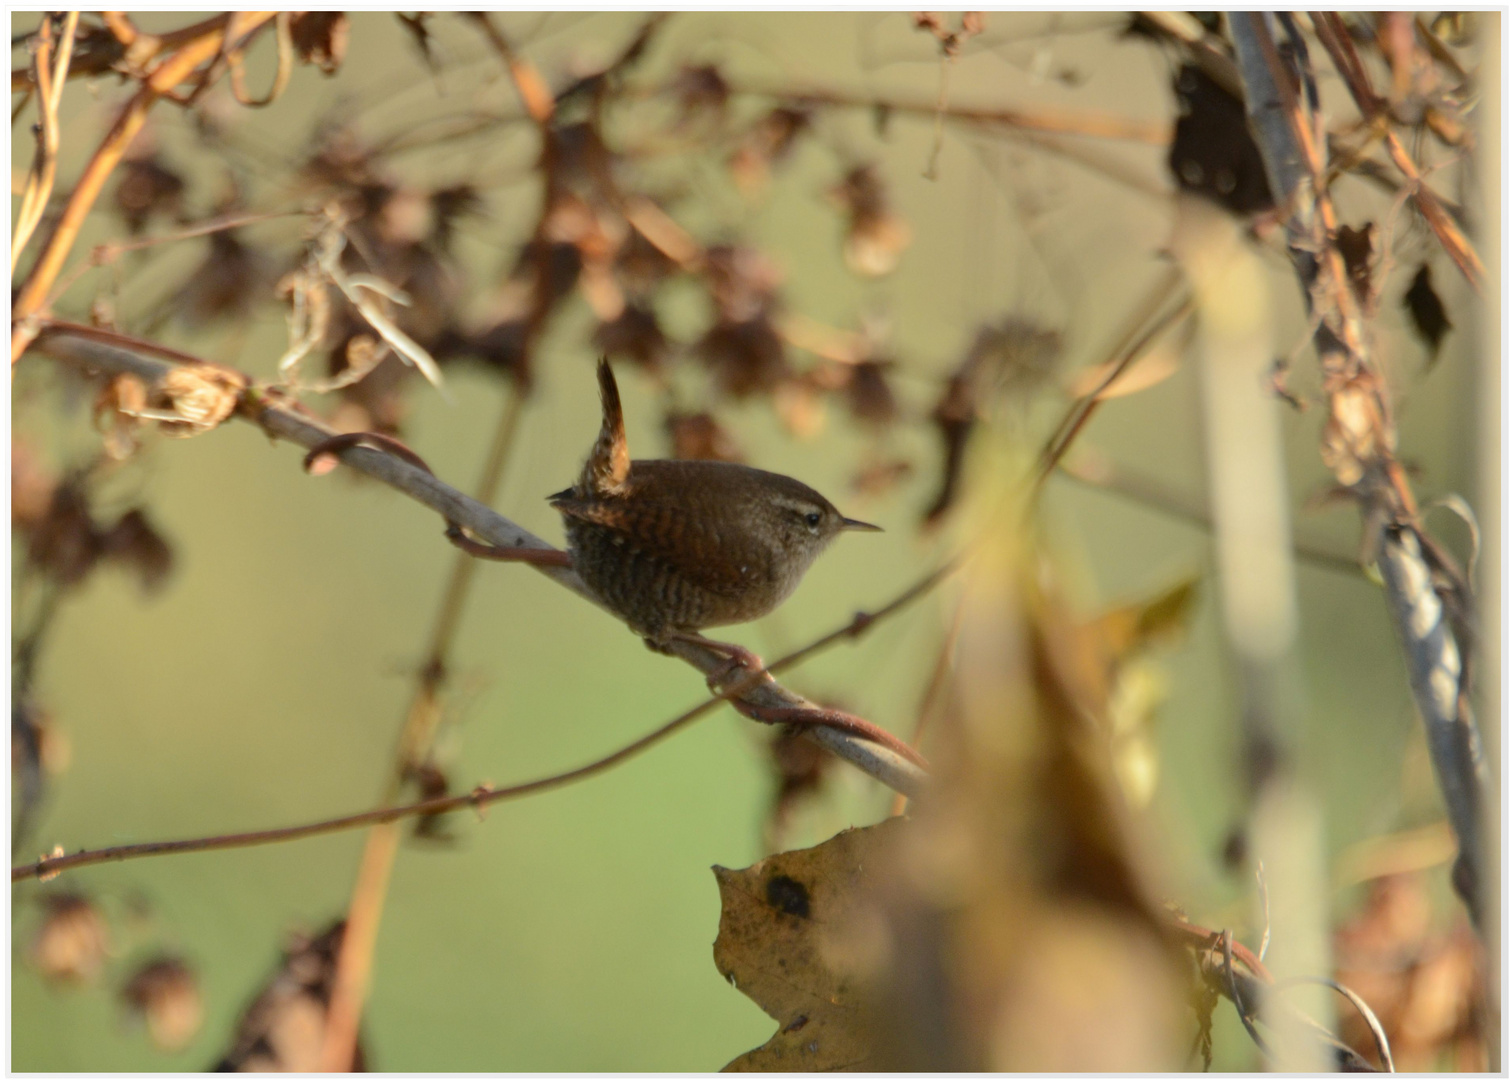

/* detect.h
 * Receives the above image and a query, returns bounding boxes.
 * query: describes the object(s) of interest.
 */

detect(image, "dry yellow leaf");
[713,818,905,1071]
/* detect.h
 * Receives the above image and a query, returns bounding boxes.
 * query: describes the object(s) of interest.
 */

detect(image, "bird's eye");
[803,511,823,531]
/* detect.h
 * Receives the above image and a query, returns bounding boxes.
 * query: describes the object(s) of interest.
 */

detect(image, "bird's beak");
[841,517,883,532]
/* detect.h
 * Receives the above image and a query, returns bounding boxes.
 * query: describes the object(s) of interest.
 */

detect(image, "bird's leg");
[444,524,573,566]
[733,699,931,771]
[664,633,929,770]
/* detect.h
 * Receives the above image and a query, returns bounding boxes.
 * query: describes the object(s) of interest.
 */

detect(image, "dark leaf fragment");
[290,12,348,75]
[1403,262,1451,365]
[1168,64,1273,213]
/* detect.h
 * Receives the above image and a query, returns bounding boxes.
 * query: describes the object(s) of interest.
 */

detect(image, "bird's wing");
[549,490,771,597]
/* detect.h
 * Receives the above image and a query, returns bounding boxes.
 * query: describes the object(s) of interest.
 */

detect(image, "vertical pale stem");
[1173,194,1331,1069]
[1477,13,1502,1069]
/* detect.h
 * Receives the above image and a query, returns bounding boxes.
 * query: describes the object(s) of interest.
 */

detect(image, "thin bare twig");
[10,553,950,886]
[1271,976,1396,1072]
[1032,265,1192,491]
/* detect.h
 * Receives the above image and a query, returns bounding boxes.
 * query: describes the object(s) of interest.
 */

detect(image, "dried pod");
[290,12,348,75]
[176,231,274,328]
[31,893,110,984]
[406,763,454,841]
[615,228,680,293]
[697,316,789,399]
[1333,874,1487,1070]
[851,458,914,498]
[1334,223,1376,306]
[454,318,531,386]
[157,365,245,436]
[672,64,731,131]
[702,245,782,322]
[122,956,204,1052]
[728,106,812,196]
[429,184,484,252]
[215,921,368,1072]
[764,727,834,849]
[923,368,976,526]
[11,438,57,531]
[665,410,744,463]
[593,303,670,374]
[26,480,104,587]
[113,153,186,234]
[832,166,911,277]
[843,360,899,427]
[99,508,175,595]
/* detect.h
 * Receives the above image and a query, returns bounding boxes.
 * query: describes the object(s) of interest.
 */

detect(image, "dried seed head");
[31,893,110,984]
[122,956,203,1052]
[665,410,744,463]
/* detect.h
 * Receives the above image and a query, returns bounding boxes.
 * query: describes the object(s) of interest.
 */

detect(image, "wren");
[444,358,925,769]
[549,359,881,652]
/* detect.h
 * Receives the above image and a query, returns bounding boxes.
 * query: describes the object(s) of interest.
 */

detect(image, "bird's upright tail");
[581,357,631,497]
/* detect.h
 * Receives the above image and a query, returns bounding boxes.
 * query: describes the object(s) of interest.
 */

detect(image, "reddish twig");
[10,546,949,886]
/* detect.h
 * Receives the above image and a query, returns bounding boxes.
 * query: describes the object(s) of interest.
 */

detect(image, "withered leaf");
[1065,341,1181,401]
[1088,575,1201,664]
[1334,223,1375,304]
[594,303,670,374]
[290,12,348,75]
[665,410,744,463]
[100,508,175,595]
[714,819,906,1071]
[843,360,899,427]
[1168,64,1273,214]
[1403,262,1451,366]
[114,154,186,234]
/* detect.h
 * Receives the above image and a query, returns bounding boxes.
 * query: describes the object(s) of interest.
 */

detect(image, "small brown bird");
[435,357,923,768]
[549,358,881,651]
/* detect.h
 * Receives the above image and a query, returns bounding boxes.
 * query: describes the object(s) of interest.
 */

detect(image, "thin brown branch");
[1032,265,1192,491]
[10,546,949,886]
[227,10,293,108]
[466,12,555,126]
[726,75,1169,144]
[1310,13,1483,292]
[13,697,717,885]
[24,322,927,795]
[1055,457,1367,578]
[1381,130,1484,292]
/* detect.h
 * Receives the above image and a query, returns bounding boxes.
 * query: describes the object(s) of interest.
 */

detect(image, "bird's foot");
[662,632,770,695]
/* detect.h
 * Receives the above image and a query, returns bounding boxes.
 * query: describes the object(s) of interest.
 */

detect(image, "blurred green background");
[11,12,1486,1071]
